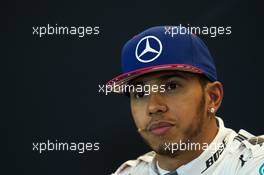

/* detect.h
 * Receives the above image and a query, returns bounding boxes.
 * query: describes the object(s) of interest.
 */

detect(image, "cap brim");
[106,64,203,93]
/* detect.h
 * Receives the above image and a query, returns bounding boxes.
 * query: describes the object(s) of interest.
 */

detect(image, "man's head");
[107,26,223,157]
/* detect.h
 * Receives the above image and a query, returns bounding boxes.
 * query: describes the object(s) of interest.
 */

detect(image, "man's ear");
[206,81,224,114]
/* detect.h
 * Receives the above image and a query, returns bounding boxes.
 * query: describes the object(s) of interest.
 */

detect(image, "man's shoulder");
[227,129,264,175]
[231,129,264,155]
[111,151,156,175]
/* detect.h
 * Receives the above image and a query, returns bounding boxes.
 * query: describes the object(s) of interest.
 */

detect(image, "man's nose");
[147,93,168,116]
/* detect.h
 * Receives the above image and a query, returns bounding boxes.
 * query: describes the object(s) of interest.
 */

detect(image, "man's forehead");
[130,71,197,84]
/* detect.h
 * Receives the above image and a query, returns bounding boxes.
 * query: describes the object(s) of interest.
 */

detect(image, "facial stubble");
[140,91,206,158]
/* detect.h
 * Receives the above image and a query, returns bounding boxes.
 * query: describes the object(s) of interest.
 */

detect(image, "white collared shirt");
[113,117,264,175]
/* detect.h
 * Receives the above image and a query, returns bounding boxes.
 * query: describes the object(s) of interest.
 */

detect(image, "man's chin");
[148,139,184,158]
[156,142,181,157]
[141,134,184,156]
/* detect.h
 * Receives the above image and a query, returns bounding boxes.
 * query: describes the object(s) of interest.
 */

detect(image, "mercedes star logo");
[135,35,162,63]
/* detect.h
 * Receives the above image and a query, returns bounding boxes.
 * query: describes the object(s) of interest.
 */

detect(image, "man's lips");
[148,122,174,135]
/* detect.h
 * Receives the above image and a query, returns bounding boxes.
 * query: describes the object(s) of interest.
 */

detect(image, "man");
[107,26,264,175]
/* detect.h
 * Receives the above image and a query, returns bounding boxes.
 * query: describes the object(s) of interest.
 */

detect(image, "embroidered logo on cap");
[135,36,162,63]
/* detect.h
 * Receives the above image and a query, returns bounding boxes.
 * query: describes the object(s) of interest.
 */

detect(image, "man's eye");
[133,91,146,99]
[165,82,179,91]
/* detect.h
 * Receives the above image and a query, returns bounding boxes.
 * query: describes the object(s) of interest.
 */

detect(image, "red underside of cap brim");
[106,64,203,93]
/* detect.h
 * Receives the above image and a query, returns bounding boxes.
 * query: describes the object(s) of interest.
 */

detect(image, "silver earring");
[210,107,215,113]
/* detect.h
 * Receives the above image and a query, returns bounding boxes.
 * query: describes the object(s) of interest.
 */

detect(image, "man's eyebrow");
[129,81,144,86]
[130,72,190,85]
[157,72,190,81]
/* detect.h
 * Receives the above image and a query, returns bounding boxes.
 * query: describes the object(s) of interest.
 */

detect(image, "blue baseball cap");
[107,26,217,92]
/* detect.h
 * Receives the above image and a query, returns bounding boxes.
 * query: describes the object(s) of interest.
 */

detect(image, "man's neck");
[156,117,219,171]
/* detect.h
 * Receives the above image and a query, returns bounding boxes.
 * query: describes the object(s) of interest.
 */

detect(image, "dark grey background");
[6,0,261,174]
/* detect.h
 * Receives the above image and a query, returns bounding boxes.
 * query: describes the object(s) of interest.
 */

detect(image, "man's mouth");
[149,122,174,136]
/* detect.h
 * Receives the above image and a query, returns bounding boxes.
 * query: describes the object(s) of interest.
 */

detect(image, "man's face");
[129,71,209,156]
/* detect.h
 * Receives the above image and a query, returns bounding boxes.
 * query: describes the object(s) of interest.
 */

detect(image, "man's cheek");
[132,107,149,123]
[132,113,147,129]
[170,105,192,121]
